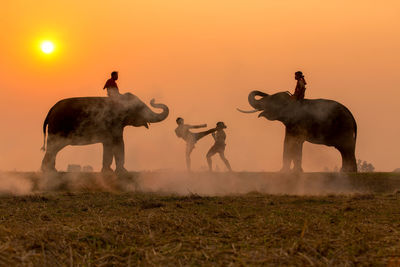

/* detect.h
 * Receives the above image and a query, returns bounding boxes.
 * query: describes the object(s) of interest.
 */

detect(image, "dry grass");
[0,173,400,265]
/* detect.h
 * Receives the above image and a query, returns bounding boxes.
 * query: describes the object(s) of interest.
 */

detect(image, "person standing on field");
[206,121,232,172]
[103,71,120,97]
[175,117,217,171]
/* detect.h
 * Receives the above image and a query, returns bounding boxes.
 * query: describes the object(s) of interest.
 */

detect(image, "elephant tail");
[341,104,357,141]
[348,107,357,141]
[353,116,357,140]
[41,111,50,152]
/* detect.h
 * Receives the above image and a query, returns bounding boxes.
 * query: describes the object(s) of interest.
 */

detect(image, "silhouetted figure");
[103,71,120,97]
[175,117,216,171]
[41,93,169,173]
[293,71,307,100]
[206,122,232,172]
[238,90,357,172]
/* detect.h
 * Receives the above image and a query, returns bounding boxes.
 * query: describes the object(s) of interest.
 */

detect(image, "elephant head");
[238,90,294,123]
[118,93,169,128]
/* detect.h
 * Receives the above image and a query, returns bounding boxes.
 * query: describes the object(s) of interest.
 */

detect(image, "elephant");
[238,91,357,172]
[41,93,169,173]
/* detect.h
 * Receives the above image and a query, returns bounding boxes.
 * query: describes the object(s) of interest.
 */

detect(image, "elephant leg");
[113,137,126,172]
[338,146,357,172]
[346,141,357,172]
[42,151,57,172]
[102,142,113,172]
[339,149,349,172]
[41,136,66,172]
[347,151,357,172]
[292,140,304,172]
[281,132,293,172]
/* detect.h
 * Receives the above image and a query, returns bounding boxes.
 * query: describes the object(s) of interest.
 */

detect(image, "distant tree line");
[357,159,375,172]
[324,159,375,172]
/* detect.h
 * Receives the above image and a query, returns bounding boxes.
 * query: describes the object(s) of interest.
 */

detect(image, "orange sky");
[1,0,399,171]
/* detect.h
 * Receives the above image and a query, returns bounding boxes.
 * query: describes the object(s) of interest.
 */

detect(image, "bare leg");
[186,143,195,171]
[206,157,212,171]
[193,128,216,142]
[206,147,217,171]
[219,152,232,171]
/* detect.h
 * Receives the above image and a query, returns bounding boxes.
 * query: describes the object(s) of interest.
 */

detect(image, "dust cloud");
[0,172,34,195]
[137,172,356,196]
[0,171,361,196]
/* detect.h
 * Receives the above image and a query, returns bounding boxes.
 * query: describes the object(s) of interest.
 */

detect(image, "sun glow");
[40,41,54,54]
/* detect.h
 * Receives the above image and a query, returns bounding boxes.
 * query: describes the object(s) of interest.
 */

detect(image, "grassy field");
[0,172,400,265]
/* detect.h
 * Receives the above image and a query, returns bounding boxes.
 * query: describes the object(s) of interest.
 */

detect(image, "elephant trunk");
[248,90,268,110]
[146,99,169,123]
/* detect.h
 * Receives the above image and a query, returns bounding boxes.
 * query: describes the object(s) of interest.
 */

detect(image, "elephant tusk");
[284,91,293,96]
[236,108,260,113]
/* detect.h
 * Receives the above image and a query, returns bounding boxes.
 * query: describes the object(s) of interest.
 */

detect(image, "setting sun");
[40,41,54,54]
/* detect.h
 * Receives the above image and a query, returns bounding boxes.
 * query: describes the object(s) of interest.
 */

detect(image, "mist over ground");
[2,172,399,197]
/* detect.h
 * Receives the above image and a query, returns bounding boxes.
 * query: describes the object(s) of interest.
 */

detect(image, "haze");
[1,0,399,172]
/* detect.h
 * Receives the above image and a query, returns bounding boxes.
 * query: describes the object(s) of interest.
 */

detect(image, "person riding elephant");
[41,93,169,173]
[103,71,120,98]
[238,90,357,172]
[293,71,307,100]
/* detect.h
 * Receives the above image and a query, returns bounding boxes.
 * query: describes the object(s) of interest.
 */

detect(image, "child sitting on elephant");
[103,71,121,97]
[293,71,307,100]
[175,117,216,171]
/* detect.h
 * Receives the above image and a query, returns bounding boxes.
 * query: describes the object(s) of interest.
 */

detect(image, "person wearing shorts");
[175,117,216,171]
[206,121,232,172]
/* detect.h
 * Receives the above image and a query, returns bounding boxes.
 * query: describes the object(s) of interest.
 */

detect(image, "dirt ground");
[0,172,400,266]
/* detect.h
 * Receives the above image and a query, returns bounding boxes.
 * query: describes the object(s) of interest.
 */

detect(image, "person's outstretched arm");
[189,124,207,129]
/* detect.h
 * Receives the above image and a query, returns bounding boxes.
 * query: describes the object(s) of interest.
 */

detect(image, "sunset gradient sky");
[1,0,399,171]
